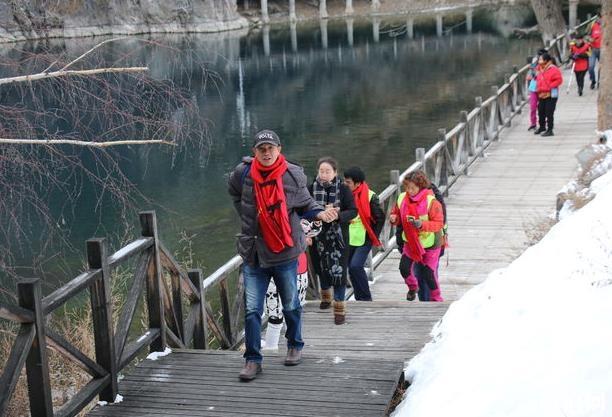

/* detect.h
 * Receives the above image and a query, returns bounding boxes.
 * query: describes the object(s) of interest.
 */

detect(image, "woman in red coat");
[535,53,563,137]
[570,36,591,96]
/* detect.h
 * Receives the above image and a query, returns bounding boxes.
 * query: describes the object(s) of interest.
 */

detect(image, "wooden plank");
[114,250,150,362]
[42,269,100,314]
[87,239,118,402]
[18,279,54,417]
[54,375,111,417]
[107,237,153,269]
[0,324,35,416]
[159,242,200,303]
[0,302,34,323]
[140,211,167,352]
[187,269,207,349]
[218,279,234,346]
[119,328,161,370]
[46,328,108,378]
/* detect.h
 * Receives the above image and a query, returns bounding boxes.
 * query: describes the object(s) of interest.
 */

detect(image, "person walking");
[390,171,444,302]
[228,129,337,381]
[309,157,357,325]
[343,167,385,301]
[587,13,602,89]
[570,35,591,96]
[535,52,563,137]
[262,219,321,351]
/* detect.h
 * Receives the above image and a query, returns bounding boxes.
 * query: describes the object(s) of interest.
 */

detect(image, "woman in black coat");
[308,157,357,325]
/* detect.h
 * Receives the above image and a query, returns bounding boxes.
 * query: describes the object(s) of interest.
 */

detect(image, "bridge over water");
[0,20,599,417]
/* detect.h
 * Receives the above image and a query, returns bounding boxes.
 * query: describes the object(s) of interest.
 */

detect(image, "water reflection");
[1,11,538,289]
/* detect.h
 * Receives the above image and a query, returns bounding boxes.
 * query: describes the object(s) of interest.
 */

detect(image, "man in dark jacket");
[228,129,336,381]
[343,167,385,301]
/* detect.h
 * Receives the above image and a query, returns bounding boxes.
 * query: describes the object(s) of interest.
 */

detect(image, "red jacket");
[536,63,563,97]
[571,42,590,72]
[590,21,602,49]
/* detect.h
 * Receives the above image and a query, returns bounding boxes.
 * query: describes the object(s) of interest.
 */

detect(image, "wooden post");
[390,169,401,188]
[18,279,53,417]
[188,269,208,349]
[261,0,270,24]
[475,96,484,144]
[140,211,167,352]
[218,280,234,346]
[416,147,426,166]
[87,239,118,402]
[460,110,472,172]
[491,85,500,139]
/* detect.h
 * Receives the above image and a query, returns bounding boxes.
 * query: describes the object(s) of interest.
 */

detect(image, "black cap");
[253,129,281,148]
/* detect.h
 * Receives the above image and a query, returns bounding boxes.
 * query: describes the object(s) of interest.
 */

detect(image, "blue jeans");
[589,48,600,84]
[348,245,373,301]
[243,260,303,363]
[320,283,346,301]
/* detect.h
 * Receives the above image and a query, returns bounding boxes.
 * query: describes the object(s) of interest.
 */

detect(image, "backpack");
[396,184,447,254]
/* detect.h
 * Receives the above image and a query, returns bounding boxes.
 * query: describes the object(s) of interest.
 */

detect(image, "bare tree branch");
[0,67,148,85]
[0,138,177,147]
[59,37,131,71]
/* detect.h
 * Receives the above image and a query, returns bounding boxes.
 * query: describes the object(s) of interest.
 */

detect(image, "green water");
[0,10,539,295]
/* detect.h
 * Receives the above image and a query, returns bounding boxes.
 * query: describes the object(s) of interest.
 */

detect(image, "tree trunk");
[598,1,611,130]
[530,0,566,43]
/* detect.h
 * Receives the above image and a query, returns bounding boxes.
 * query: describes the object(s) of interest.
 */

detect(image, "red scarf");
[353,182,382,247]
[399,189,432,262]
[251,154,294,253]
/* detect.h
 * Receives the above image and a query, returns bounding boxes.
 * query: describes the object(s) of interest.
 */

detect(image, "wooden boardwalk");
[372,66,598,303]
[88,302,448,417]
[86,66,596,417]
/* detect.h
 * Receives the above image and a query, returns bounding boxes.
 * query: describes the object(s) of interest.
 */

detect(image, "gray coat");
[228,157,323,268]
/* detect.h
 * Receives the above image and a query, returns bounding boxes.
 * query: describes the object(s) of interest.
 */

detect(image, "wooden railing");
[0,211,213,417]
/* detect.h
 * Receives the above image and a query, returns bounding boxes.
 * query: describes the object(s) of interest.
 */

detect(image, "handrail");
[0,211,210,417]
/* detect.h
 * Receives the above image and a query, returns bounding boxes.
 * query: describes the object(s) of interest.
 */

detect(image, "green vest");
[349,190,375,247]
[397,192,437,249]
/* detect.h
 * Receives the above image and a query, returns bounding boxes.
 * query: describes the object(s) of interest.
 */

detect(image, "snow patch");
[393,171,612,417]
[146,347,172,361]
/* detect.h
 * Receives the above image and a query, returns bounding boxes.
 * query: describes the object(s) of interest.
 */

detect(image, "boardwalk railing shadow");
[0,17,594,417]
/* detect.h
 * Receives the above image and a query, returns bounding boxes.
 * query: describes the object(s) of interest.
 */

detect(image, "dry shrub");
[524,216,557,246]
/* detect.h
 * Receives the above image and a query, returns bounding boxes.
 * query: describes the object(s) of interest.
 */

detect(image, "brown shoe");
[239,361,262,381]
[320,288,333,309]
[284,347,302,366]
[333,300,346,325]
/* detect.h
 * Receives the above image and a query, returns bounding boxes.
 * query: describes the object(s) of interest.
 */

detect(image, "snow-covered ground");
[393,169,612,417]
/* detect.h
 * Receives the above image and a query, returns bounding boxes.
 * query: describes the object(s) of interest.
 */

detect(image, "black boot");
[534,127,546,135]
[541,130,554,137]
[578,87,583,96]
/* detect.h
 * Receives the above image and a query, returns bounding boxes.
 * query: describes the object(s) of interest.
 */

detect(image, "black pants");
[399,255,438,302]
[538,97,558,132]
[575,70,587,93]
